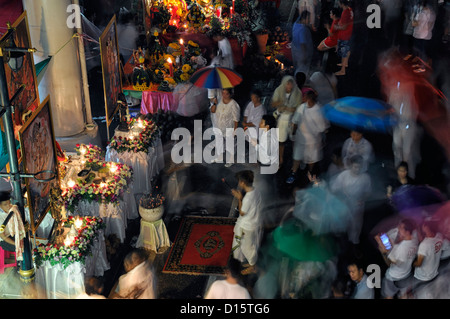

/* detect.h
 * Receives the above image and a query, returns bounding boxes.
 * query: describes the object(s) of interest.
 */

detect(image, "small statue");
[117,93,130,132]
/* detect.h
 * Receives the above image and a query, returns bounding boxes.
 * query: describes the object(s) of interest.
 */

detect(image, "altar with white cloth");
[61,145,138,243]
[105,118,164,195]
[34,217,110,299]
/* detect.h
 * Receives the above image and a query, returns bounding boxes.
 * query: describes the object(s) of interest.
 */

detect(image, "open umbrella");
[322,96,398,133]
[190,65,243,89]
[390,184,447,219]
[293,185,351,236]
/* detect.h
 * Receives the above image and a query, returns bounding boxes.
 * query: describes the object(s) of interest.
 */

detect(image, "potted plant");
[139,192,165,222]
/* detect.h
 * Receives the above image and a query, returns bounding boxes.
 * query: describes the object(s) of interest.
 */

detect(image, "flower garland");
[62,162,133,213]
[108,119,160,154]
[33,216,105,269]
[75,143,104,161]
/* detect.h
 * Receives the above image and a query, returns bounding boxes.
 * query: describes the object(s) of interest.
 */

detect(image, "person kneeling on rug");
[231,170,262,275]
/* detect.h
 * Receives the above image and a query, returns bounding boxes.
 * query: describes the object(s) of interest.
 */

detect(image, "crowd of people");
[63,0,450,299]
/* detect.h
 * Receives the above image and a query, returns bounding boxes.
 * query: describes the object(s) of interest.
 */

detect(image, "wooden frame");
[1,11,40,127]
[99,15,122,133]
[19,96,59,233]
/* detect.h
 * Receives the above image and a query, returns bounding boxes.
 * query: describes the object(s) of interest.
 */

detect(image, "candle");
[74,218,83,230]
[179,38,185,57]
[68,180,76,188]
[232,0,235,17]
[64,235,72,247]
[167,57,173,77]
[100,182,107,188]
[79,146,86,155]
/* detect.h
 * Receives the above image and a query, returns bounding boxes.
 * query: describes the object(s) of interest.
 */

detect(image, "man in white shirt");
[376,218,418,299]
[204,258,251,299]
[231,170,262,274]
[341,130,374,173]
[412,220,443,285]
[330,155,371,245]
[412,1,436,61]
[242,90,266,130]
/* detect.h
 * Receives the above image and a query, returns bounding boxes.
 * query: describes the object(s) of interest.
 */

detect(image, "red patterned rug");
[163,216,237,276]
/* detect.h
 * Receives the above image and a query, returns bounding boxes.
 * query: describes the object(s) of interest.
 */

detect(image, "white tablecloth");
[105,137,165,194]
[72,189,138,243]
[35,229,110,299]
[135,219,170,253]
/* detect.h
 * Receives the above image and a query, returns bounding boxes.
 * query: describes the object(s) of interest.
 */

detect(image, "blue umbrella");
[322,96,398,133]
[391,184,447,219]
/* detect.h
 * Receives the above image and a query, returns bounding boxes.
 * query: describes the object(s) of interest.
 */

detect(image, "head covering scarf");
[271,75,303,112]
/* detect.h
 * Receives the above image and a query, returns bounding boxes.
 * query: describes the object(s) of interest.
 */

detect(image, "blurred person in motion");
[231,170,263,275]
[113,248,157,299]
[76,277,106,299]
[341,130,374,173]
[375,218,418,299]
[347,261,374,299]
[334,0,353,76]
[408,220,443,294]
[286,90,329,184]
[204,258,251,299]
[270,75,303,166]
[330,155,371,247]
[291,10,314,77]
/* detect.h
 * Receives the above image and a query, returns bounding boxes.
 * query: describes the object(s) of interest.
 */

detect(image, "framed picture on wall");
[99,15,122,129]
[19,96,59,233]
[1,11,39,127]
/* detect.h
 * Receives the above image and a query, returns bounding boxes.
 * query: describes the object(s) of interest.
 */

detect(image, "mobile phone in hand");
[380,233,392,251]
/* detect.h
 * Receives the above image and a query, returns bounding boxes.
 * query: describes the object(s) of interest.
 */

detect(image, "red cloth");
[338,8,353,41]
[228,38,245,66]
[140,91,175,114]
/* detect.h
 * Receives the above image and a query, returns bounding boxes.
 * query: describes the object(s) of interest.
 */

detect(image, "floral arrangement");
[186,2,205,29]
[225,13,252,47]
[75,143,104,161]
[150,1,171,31]
[139,191,165,209]
[33,216,105,269]
[62,162,133,212]
[108,118,160,154]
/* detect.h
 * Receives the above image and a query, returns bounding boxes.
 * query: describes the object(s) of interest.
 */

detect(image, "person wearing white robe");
[341,130,375,173]
[231,171,262,272]
[288,90,329,180]
[330,155,372,245]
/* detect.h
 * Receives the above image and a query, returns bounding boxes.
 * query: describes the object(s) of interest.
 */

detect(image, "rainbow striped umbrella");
[190,65,243,89]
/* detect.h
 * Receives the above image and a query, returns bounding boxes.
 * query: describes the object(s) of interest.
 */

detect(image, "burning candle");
[179,38,185,57]
[100,182,107,188]
[68,180,76,188]
[64,235,72,247]
[74,217,83,230]
[232,0,235,17]
[79,146,86,155]
[167,57,173,77]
